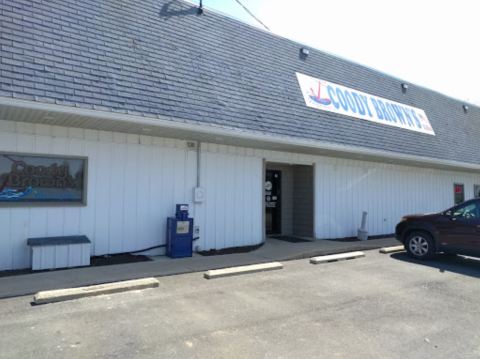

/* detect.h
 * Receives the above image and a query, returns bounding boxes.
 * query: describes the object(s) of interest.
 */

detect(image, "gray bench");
[27,235,91,271]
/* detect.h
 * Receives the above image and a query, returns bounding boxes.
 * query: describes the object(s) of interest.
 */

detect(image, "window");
[453,202,480,219]
[474,185,480,199]
[0,152,87,205]
[454,183,465,205]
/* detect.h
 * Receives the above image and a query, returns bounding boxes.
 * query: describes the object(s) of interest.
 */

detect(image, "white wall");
[242,146,480,240]
[314,157,480,239]
[0,120,198,270]
[1,119,480,270]
[194,143,263,251]
[0,121,265,270]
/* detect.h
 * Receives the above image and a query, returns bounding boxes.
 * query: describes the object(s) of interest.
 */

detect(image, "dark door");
[440,200,480,255]
[265,170,281,235]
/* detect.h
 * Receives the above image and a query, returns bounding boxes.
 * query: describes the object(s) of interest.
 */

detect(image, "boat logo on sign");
[308,81,331,106]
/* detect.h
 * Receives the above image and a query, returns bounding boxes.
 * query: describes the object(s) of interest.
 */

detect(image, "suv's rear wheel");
[405,231,435,260]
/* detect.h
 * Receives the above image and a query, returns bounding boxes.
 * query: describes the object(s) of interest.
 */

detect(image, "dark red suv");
[395,199,480,259]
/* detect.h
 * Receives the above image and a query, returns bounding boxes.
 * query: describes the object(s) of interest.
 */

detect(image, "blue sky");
[186,0,480,105]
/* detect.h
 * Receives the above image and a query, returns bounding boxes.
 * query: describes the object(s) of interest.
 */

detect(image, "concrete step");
[379,245,405,254]
[34,277,159,305]
[204,262,283,279]
[310,251,365,264]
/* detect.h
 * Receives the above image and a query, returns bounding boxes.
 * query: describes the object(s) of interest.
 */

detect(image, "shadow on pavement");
[390,252,480,279]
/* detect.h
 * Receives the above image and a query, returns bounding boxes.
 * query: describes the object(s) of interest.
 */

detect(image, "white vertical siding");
[2,119,480,270]
[0,120,196,270]
[314,158,480,239]
[30,243,90,270]
[244,147,480,240]
[195,143,263,251]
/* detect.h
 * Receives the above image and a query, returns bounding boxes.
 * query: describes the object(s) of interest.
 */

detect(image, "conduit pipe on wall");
[196,141,201,187]
[357,211,368,241]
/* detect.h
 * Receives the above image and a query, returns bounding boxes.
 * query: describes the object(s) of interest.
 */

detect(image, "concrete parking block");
[204,262,283,279]
[310,251,365,264]
[379,245,405,254]
[33,277,159,305]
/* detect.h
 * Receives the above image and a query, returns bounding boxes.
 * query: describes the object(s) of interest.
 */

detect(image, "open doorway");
[265,162,314,241]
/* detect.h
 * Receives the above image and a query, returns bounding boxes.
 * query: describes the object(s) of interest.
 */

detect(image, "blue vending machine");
[166,204,193,258]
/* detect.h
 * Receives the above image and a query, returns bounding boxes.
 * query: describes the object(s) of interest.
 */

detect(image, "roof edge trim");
[1,97,479,172]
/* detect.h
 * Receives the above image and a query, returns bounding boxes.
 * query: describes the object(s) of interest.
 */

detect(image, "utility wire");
[233,0,270,31]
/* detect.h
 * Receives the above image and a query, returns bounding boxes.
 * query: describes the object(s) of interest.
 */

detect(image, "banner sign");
[0,153,87,204]
[296,72,435,135]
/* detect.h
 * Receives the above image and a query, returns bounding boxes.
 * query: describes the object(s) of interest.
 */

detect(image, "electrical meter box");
[166,204,193,258]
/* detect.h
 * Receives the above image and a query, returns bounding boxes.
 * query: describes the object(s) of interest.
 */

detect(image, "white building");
[0,0,479,270]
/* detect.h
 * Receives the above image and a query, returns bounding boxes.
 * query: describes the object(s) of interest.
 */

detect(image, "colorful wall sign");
[0,153,87,204]
[296,72,435,135]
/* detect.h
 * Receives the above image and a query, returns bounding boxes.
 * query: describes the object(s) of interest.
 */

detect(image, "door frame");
[262,159,266,243]
[262,159,316,240]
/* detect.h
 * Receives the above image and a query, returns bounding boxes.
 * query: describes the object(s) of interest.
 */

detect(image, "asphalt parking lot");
[1,250,480,359]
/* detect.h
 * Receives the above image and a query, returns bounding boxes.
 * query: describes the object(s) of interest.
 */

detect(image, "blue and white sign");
[0,153,86,204]
[296,72,435,135]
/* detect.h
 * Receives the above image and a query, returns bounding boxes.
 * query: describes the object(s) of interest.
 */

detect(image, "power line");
[233,0,270,31]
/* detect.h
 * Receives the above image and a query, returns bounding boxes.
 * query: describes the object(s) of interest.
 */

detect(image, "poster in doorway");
[265,170,281,235]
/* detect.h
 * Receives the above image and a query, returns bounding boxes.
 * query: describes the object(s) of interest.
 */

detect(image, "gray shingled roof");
[1,0,479,164]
